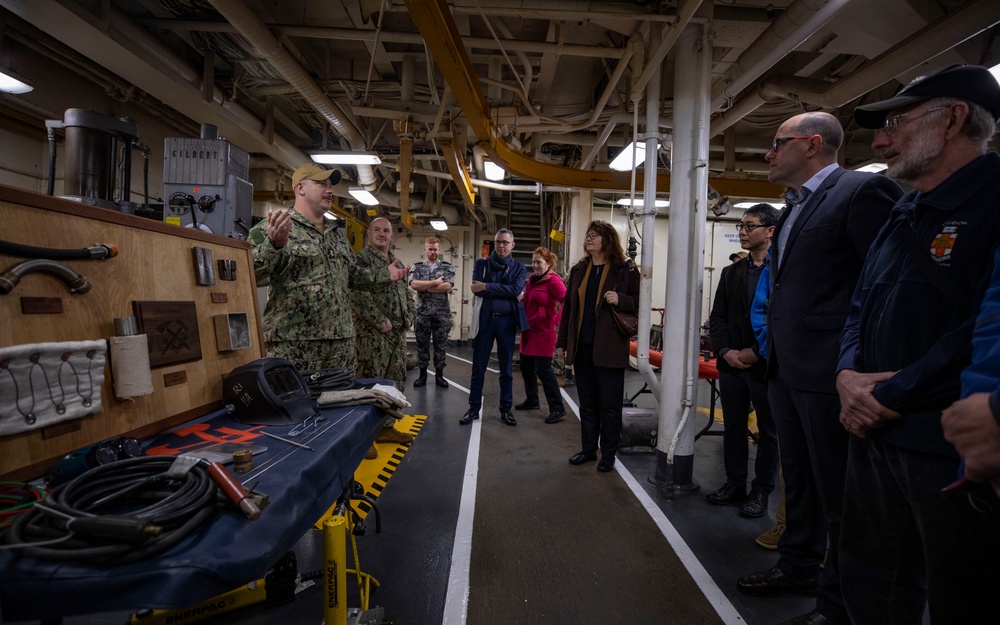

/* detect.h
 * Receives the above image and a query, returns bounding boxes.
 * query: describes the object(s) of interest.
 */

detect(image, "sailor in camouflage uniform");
[249,164,407,374]
[352,217,415,388]
[408,236,454,388]
[352,217,416,447]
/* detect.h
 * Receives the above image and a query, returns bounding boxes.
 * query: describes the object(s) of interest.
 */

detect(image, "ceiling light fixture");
[0,68,33,94]
[609,141,660,172]
[483,160,505,181]
[349,187,379,206]
[854,162,888,174]
[734,201,784,211]
[429,219,448,231]
[310,151,382,165]
[617,197,669,208]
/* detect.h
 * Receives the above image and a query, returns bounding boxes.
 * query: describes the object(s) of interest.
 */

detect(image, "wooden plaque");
[133,301,203,368]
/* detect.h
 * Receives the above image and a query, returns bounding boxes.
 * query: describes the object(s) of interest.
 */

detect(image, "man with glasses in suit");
[736,112,902,625]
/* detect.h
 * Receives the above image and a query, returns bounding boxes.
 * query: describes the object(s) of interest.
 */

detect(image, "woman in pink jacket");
[516,247,568,423]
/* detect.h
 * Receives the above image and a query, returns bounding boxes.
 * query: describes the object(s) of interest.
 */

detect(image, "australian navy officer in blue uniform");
[408,236,454,388]
[460,229,527,427]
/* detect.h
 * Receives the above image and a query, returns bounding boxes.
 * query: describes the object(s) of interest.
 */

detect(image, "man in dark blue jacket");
[837,64,1000,624]
[461,229,527,427]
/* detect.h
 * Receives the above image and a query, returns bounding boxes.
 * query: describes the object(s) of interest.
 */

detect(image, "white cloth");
[469,296,483,338]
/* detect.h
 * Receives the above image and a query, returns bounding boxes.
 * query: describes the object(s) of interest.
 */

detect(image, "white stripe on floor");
[560,388,746,624]
[442,392,478,625]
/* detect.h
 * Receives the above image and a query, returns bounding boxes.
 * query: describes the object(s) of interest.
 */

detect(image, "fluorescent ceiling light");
[734,201,785,210]
[311,151,382,165]
[483,160,505,181]
[609,141,660,172]
[0,69,33,94]
[617,197,669,208]
[855,162,888,173]
[429,219,448,231]
[349,187,379,206]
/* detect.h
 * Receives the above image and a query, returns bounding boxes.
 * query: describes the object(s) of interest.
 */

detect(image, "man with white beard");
[836,64,1000,624]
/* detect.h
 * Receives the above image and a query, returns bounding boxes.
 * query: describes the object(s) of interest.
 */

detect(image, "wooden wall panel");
[0,185,265,479]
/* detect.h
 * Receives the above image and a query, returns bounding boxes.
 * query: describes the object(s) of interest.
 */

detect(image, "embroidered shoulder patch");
[929,225,958,263]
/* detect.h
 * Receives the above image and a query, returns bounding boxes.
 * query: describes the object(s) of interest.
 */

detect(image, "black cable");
[0,239,116,261]
[303,368,354,397]
[3,457,221,565]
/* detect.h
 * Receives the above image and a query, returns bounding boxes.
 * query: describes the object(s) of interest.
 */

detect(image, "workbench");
[0,403,382,621]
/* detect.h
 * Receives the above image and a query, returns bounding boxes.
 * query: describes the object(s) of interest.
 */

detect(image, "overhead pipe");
[207,0,378,187]
[402,0,783,198]
[631,0,706,97]
[759,0,1000,110]
[3,0,308,167]
[364,0,680,23]
[709,0,851,113]
[710,0,1000,137]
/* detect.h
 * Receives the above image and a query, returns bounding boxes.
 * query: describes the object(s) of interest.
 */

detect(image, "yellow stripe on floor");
[314,414,427,526]
[694,407,759,434]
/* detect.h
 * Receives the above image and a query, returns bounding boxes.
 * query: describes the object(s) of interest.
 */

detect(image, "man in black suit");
[707,203,780,519]
[736,112,902,625]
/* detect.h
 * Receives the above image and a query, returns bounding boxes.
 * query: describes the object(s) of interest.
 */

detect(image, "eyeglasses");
[584,232,601,240]
[494,240,513,246]
[770,136,815,153]
[881,106,950,136]
[735,223,767,232]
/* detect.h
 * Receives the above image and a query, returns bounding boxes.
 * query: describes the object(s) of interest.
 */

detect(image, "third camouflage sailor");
[408,236,454,388]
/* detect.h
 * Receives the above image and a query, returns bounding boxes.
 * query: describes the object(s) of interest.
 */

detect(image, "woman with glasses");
[556,221,640,472]
[516,247,568,423]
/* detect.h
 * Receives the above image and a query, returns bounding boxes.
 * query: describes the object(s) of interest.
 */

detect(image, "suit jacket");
[709,257,767,379]
[767,167,902,393]
[556,258,640,369]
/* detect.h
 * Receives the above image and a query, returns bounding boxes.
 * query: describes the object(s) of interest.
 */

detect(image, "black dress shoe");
[778,610,836,625]
[500,411,517,426]
[568,451,597,465]
[736,566,818,597]
[459,409,480,425]
[544,408,566,424]
[706,482,748,505]
[514,400,540,410]
[597,458,615,472]
[739,490,768,518]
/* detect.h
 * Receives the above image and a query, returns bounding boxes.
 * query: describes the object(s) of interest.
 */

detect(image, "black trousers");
[519,355,564,411]
[718,367,779,494]
[573,342,624,459]
[769,371,849,624]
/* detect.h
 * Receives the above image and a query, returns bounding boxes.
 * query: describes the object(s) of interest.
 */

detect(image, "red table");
[629,342,720,439]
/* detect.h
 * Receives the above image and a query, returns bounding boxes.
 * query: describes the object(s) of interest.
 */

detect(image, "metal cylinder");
[64,124,115,201]
[114,317,139,337]
[323,516,348,625]
[200,124,219,140]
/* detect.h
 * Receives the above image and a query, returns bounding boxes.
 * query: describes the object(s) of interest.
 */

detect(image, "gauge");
[168,191,194,215]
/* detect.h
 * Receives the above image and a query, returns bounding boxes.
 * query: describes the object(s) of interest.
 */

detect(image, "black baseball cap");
[854,64,1000,129]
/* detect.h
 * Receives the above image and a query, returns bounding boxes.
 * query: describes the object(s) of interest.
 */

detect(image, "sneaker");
[755,524,784,550]
[376,426,414,445]
[364,445,378,460]
[514,400,540,410]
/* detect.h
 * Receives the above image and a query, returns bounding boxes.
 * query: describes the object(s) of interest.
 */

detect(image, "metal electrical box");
[163,132,253,239]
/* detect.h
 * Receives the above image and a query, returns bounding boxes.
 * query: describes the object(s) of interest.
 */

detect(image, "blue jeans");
[469,313,516,411]
[841,436,1000,625]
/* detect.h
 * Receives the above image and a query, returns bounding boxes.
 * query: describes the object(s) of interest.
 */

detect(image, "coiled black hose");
[303,368,355,398]
[3,456,221,565]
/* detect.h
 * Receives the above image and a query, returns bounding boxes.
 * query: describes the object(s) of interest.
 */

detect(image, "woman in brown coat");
[556,220,640,472]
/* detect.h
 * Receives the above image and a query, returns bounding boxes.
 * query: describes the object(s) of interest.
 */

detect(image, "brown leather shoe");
[376,426,414,445]
[364,445,378,460]
[755,524,784,550]
[736,566,818,597]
